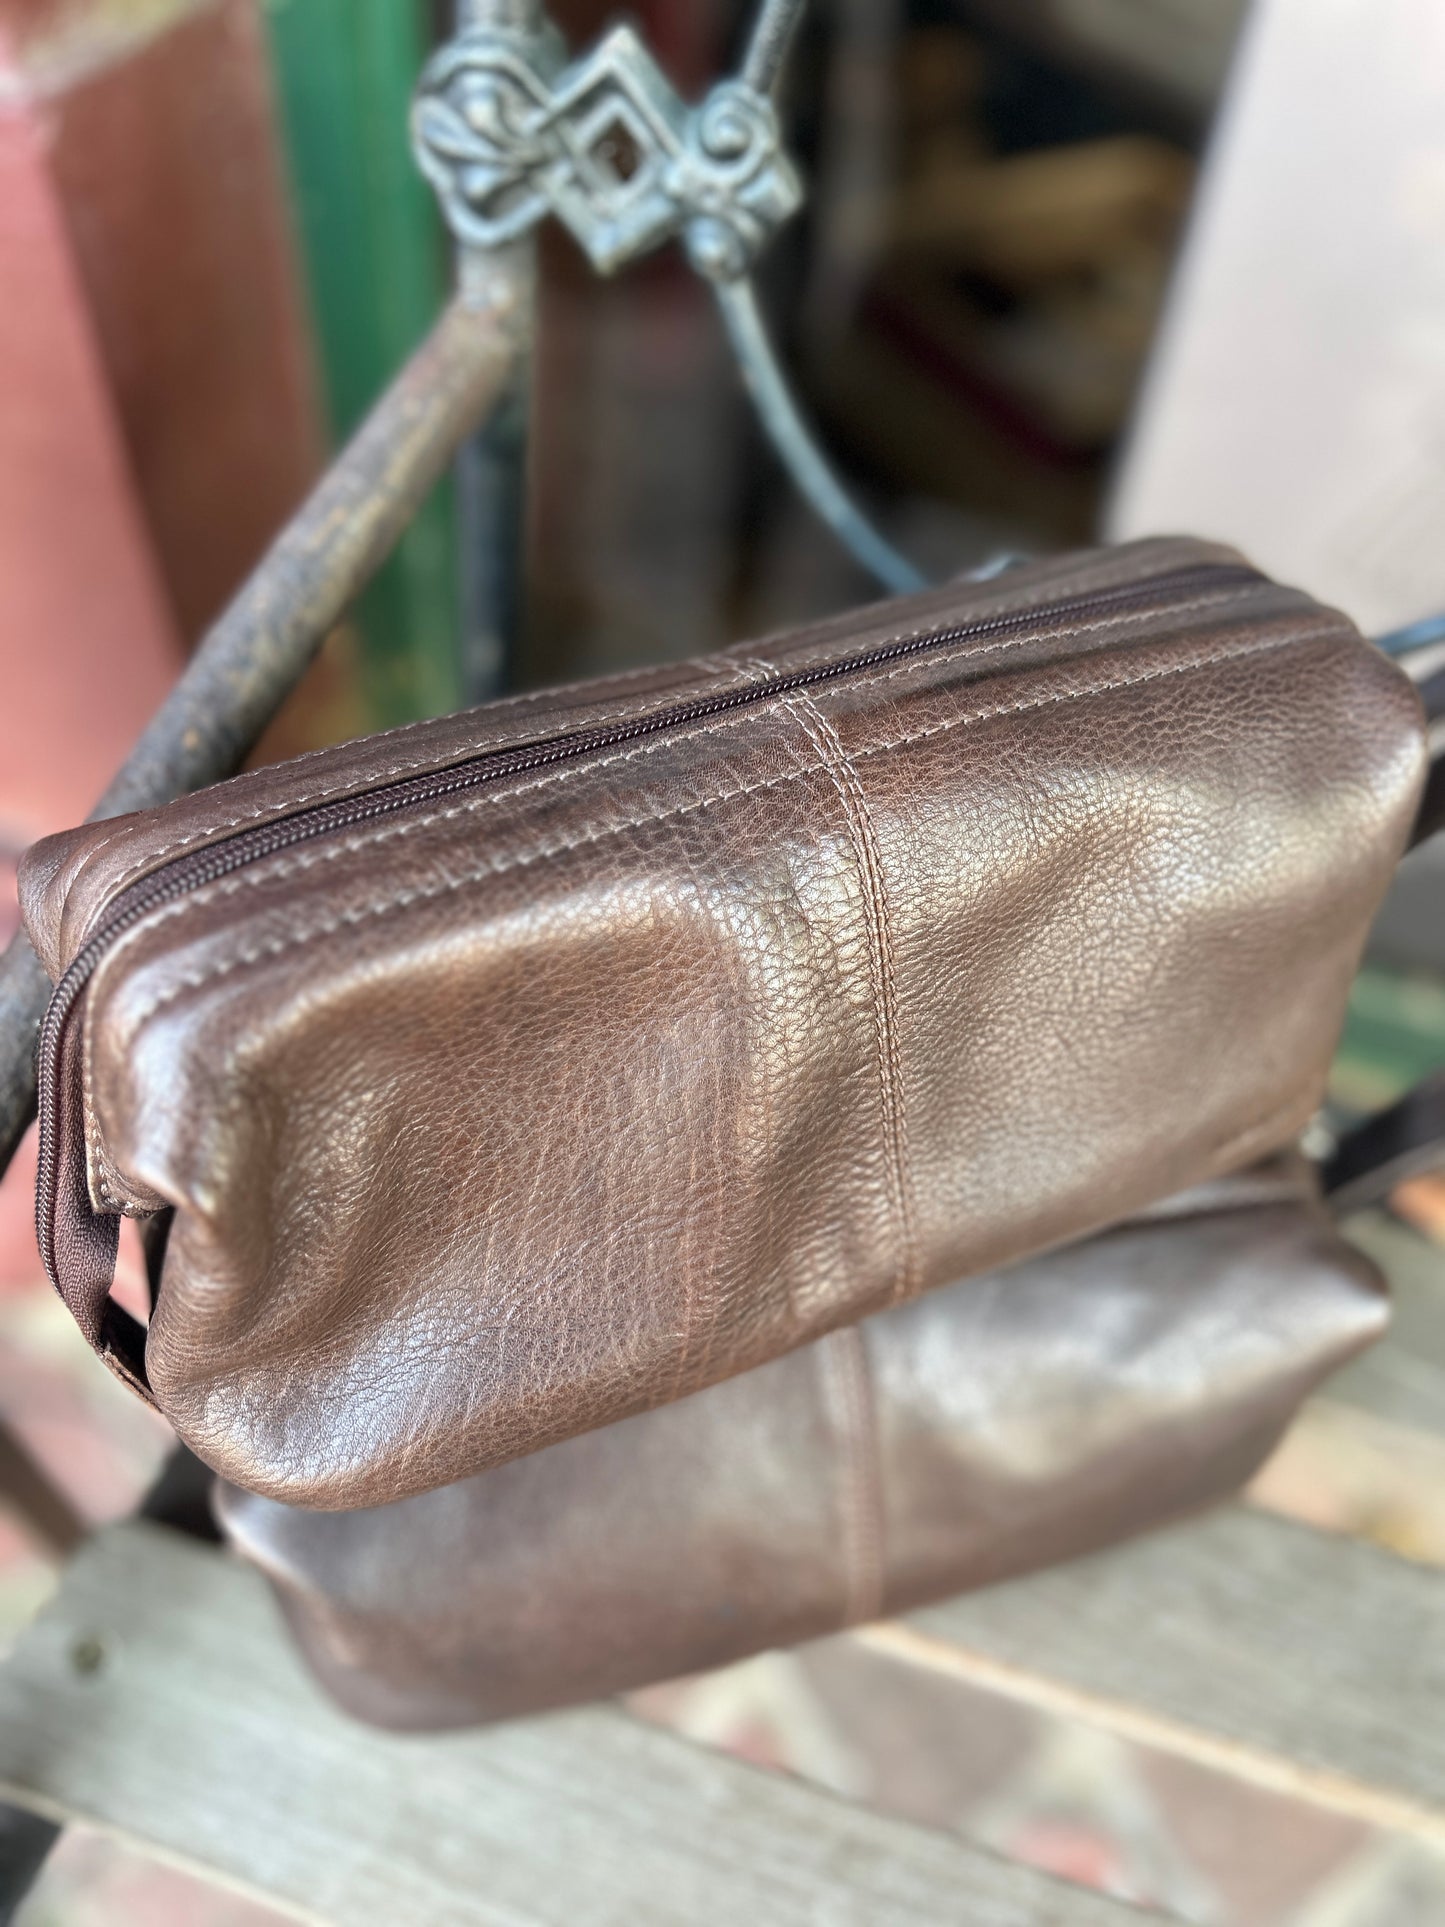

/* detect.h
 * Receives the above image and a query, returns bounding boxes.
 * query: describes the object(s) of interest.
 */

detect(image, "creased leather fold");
[19,538,1426,1507]
[216,1159,1387,1729]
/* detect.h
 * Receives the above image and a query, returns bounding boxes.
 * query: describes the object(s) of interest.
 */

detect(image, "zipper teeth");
[34,560,1259,1274]
[102,562,1261,922]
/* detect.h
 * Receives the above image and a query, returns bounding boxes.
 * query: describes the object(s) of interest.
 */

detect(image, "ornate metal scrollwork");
[414,1,928,596]
[413,24,802,281]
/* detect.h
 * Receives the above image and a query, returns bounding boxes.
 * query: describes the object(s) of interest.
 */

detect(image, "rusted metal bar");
[0,288,524,1182]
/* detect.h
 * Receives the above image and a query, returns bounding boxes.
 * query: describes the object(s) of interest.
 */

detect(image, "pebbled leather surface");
[216,1159,1388,1729]
[20,538,1426,1506]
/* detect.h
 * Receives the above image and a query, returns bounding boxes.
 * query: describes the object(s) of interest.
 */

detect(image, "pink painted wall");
[0,64,180,892]
[0,42,181,1293]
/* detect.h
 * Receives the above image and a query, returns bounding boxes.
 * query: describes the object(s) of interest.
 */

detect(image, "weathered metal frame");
[417,0,925,593]
[0,0,924,1186]
[0,284,524,1183]
[0,14,919,1900]
[0,264,530,1704]
[0,67,533,1827]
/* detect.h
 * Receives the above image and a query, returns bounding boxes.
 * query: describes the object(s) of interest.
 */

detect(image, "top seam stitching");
[77,656,760,901]
[81,591,1306,989]
[100,620,1328,1065]
[76,584,1264,918]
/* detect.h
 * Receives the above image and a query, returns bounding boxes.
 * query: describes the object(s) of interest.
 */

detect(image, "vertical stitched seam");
[98,622,1338,1011]
[823,1326,886,1627]
[665,702,834,1406]
[81,1007,121,1211]
[780,696,904,1305]
[792,690,919,1307]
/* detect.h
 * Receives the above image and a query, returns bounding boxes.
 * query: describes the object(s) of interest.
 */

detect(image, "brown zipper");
[34,560,1261,1304]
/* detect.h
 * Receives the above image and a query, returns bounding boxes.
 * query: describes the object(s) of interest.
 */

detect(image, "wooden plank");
[0,1523,1141,1927]
[1334,1213,1445,1439]
[867,1507,1445,1844]
[1248,1397,1445,1570]
[1243,1212,1445,1567]
[0,1417,84,1559]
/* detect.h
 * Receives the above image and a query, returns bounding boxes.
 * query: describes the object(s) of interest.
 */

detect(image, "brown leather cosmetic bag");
[20,537,1423,1508]
[217,1157,1385,1729]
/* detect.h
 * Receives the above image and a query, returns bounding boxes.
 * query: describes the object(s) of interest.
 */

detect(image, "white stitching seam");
[85,585,1280,1007]
[789,689,919,1310]
[102,620,1333,1068]
[84,584,1256,907]
[776,692,900,1315]
[82,1027,117,1208]
[87,656,758,900]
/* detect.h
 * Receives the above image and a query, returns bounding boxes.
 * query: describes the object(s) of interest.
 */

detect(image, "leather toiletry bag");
[21,537,1424,1507]
[216,1157,1386,1727]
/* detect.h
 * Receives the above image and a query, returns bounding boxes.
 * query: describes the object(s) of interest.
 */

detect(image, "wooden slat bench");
[869,1505,1445,1846]
[0,1521,1143,1926]
[0,1492,1441,1923]
[1,1208,1442,1921]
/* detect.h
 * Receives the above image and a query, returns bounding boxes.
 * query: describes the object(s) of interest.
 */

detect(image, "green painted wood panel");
[262,0,461,725]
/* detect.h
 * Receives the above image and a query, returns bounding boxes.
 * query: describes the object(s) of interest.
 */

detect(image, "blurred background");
[2,0,1445,1920]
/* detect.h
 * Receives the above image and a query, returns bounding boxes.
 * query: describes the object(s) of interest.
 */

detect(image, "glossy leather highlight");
[217,1159,1386,1728]
[20,539,1425,1506]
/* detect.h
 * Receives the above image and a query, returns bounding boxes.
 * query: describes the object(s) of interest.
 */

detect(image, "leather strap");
[1325,1070,1445,1212]
[1409,757,1445,849]
[1333,644,1445,1204]
[48,1011,153,1401]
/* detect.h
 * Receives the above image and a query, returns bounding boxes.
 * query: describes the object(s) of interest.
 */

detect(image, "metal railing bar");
[713,276,927,597]
[0,289,524,1184]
